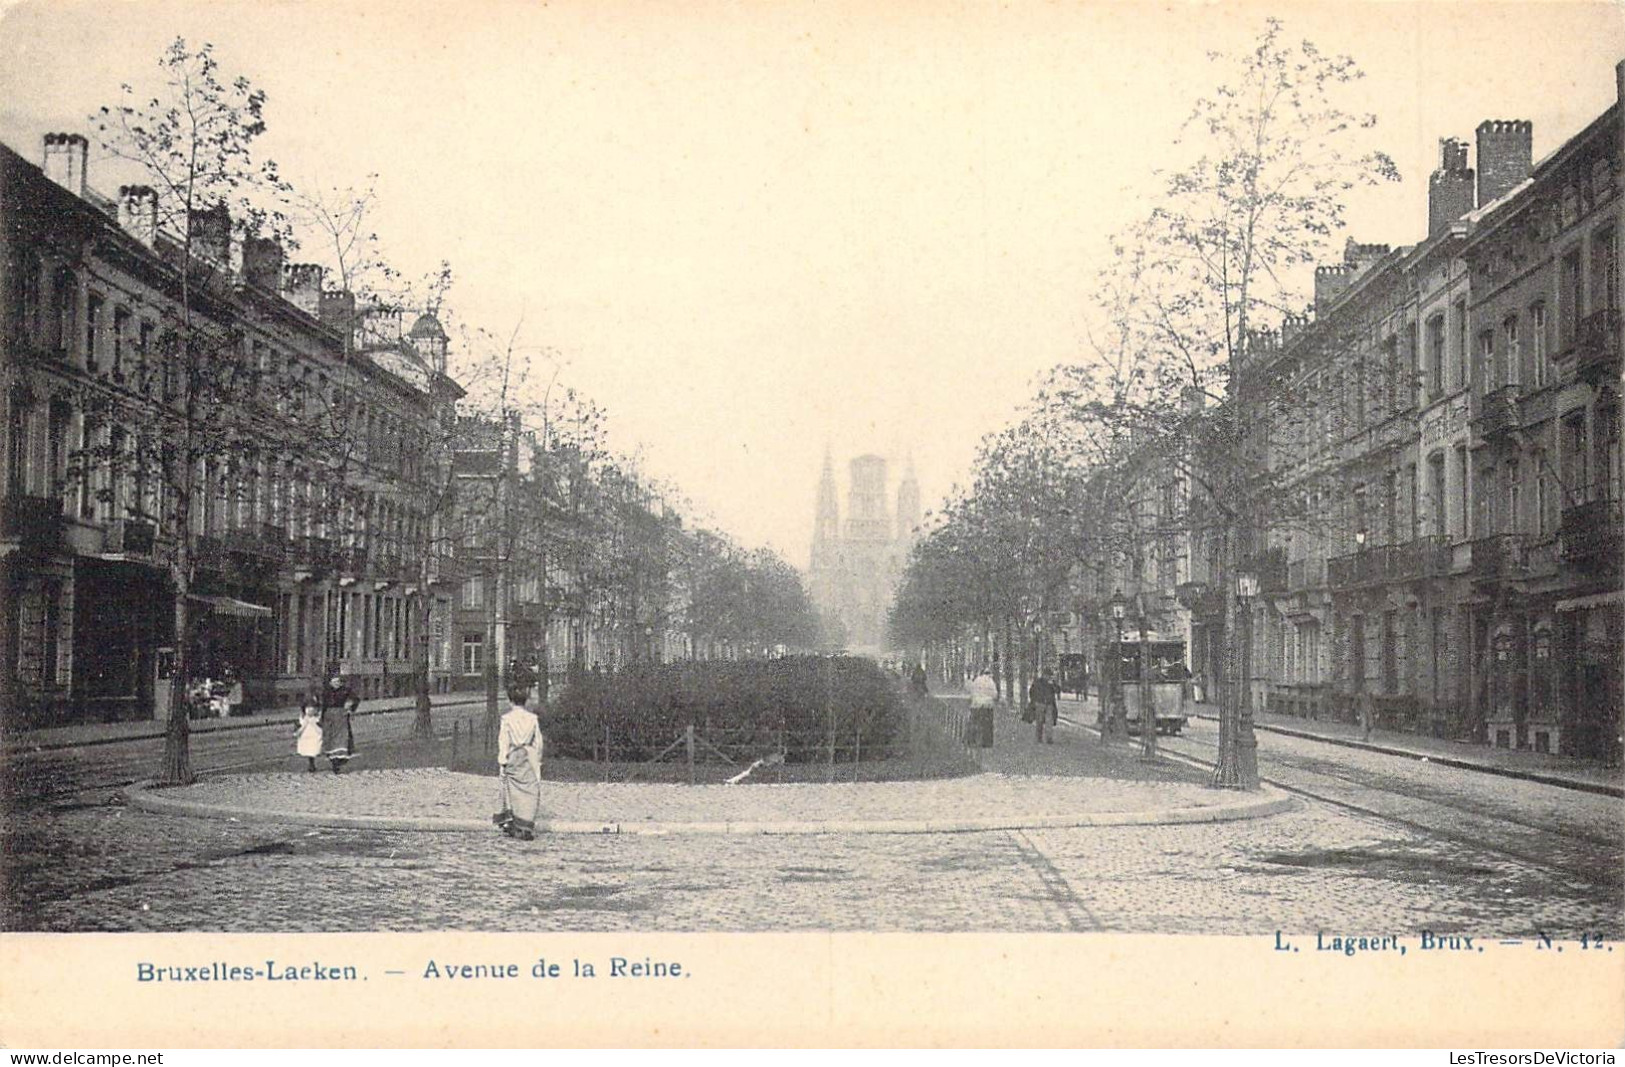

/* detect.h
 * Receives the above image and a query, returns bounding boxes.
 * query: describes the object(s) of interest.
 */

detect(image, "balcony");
[1253,548,1288,595]
[1287,557,1326,591]
[224,523,284,564]
[1559,494,1623,573]
[1389,535,1452,580]
[1,495,66,555]
[1574,308,1622,387]
[1471,385,1521,442]
[290,535,336,571]
[104,518,157,557]
[338,545,369,575]
[1468,533,1528,584]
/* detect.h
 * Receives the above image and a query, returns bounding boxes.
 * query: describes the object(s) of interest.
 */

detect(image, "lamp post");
[1228,569,1260,788]
[1107,591,1128,740]
[1137,592,1156,762]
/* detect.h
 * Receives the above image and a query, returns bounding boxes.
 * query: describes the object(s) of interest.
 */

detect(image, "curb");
[122,778,1297,836]
[1189,713,1624,799]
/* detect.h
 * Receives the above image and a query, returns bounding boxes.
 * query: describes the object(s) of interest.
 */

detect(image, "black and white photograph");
[1,0,1622,1048]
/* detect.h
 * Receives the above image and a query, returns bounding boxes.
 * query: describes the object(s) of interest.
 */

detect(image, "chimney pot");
[283,263,325,317]
[242,237,285,292]
[1428,137,1476,236]
[117,184,159,245]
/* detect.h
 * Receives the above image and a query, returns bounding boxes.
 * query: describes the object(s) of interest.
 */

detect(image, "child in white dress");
[295,702,323,773]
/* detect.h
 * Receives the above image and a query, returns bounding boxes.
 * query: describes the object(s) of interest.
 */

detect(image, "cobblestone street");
[5,782,1617,936]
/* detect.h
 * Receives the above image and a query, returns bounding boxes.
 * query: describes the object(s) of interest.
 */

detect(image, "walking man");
[1029,667,1060,744]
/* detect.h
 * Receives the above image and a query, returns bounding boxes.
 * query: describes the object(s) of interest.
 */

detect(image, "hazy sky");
[3,1,1622,563]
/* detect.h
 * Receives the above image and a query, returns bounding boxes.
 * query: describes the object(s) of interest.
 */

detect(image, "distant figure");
[968,665,998,748]
[494,684,544,841]
[1029,668,1059,745]
[223,667,244,717]
[295,700,323,773]
[321,674,360,774]
[910,661,928,696]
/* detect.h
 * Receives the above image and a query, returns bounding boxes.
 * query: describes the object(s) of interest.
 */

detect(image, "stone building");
[1233,66,1623,760]
[808,450,920,651]
[1,134,463,726]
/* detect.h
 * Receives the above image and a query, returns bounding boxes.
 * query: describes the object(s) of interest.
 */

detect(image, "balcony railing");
[1575,308,1622,386]
[1389,535,1452,580]
[1468,533,1528,583]
[1472,385,1521,442]
[1,495,66,554]
[291,534,336,570]
[1559,492,1623,570]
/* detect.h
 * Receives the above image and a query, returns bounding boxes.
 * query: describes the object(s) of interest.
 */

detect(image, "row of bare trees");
[889,18,1401,787]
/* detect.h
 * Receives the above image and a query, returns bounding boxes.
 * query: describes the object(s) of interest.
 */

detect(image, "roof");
[408,313,448,341]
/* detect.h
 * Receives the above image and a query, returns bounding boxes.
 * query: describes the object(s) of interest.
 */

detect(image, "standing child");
[494,684,543,841]
[295,701,323,773]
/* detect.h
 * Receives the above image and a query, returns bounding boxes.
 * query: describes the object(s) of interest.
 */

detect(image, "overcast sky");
[3,1,1622,563]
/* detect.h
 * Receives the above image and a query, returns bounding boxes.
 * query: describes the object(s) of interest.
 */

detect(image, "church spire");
[812,445,840,566]
[896,454,920,542]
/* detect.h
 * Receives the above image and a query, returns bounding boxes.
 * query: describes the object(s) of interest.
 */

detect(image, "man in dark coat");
[320,673,360,773]
[1029,668,1060,744]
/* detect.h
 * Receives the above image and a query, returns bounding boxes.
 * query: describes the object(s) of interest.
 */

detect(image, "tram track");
[1061,713,1622,891]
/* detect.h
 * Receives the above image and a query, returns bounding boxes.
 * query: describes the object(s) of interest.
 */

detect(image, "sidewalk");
[1055,692,1623,798]
[3,690,486,754]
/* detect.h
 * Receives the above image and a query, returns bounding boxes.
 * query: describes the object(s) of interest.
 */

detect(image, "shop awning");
[1555,590,1625,613]
[190,594,273,619]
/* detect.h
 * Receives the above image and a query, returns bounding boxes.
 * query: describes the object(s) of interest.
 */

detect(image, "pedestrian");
[493,683,543,841]
[968,664,998,748]
[224,667,244,717]
[321,673,360,774]
[1029,668,1060,744]
[910,661,928,696]
[295,700,323,773]
[1359,690,1375,742]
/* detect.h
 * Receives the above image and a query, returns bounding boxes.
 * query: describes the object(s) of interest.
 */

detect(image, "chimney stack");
[189,202,231,264]
[117,185,159,245]
[1475,120,1533,208]
[1428,137,1476,236]
[284,263,324,317]
[1315,264,1353,312]
[1343,237,1391,274]
[42,133,88,197]
[319,289,357,330]
[242,237,285,292]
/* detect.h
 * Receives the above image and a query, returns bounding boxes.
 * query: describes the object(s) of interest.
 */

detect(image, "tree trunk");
[412,555,434,739]
[159,547,194,786]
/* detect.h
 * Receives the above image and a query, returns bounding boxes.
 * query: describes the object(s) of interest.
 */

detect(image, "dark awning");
[190,594,273,619]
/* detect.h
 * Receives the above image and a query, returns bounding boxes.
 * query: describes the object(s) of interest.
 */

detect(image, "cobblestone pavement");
[4,786,1618,935]
[4,702,1618,935]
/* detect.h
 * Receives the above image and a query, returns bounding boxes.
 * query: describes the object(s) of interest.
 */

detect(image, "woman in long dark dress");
[320,674,360,773]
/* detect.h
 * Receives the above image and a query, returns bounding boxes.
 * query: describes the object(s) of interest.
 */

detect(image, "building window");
[50,268,75,356]
[1455,446,1471,539]
[1594,225,1619,313]
[1426,315,1446,398]
[1501,315,1520,388]
[1453,299,1468,391]
[462,634,484,676]
[1506,456,1521,535]
[461,577,484,610]
[1563,414,1589,503]
[1476,330,1496,392]
[1560,248,1583,347]
[18,251,41,340]
[1428,452,1447,539]
[112,306,129,379]
[137,320,154,394]
[84,293,103,372]
[1531,303,1548,387]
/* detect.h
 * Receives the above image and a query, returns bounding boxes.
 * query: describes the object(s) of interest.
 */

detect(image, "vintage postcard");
[1,0,1622,1048]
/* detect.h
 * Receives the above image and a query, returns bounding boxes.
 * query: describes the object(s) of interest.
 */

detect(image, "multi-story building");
[1233,65,1622,760]
[2,134,462,726]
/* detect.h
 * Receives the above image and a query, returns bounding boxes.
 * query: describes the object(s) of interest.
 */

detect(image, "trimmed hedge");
[550,656,902,764]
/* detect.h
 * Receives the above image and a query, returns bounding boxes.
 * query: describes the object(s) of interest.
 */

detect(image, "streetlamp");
[1226,568,1261,788]
[1107,591,1128,740]
[1135,591,1157,762]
